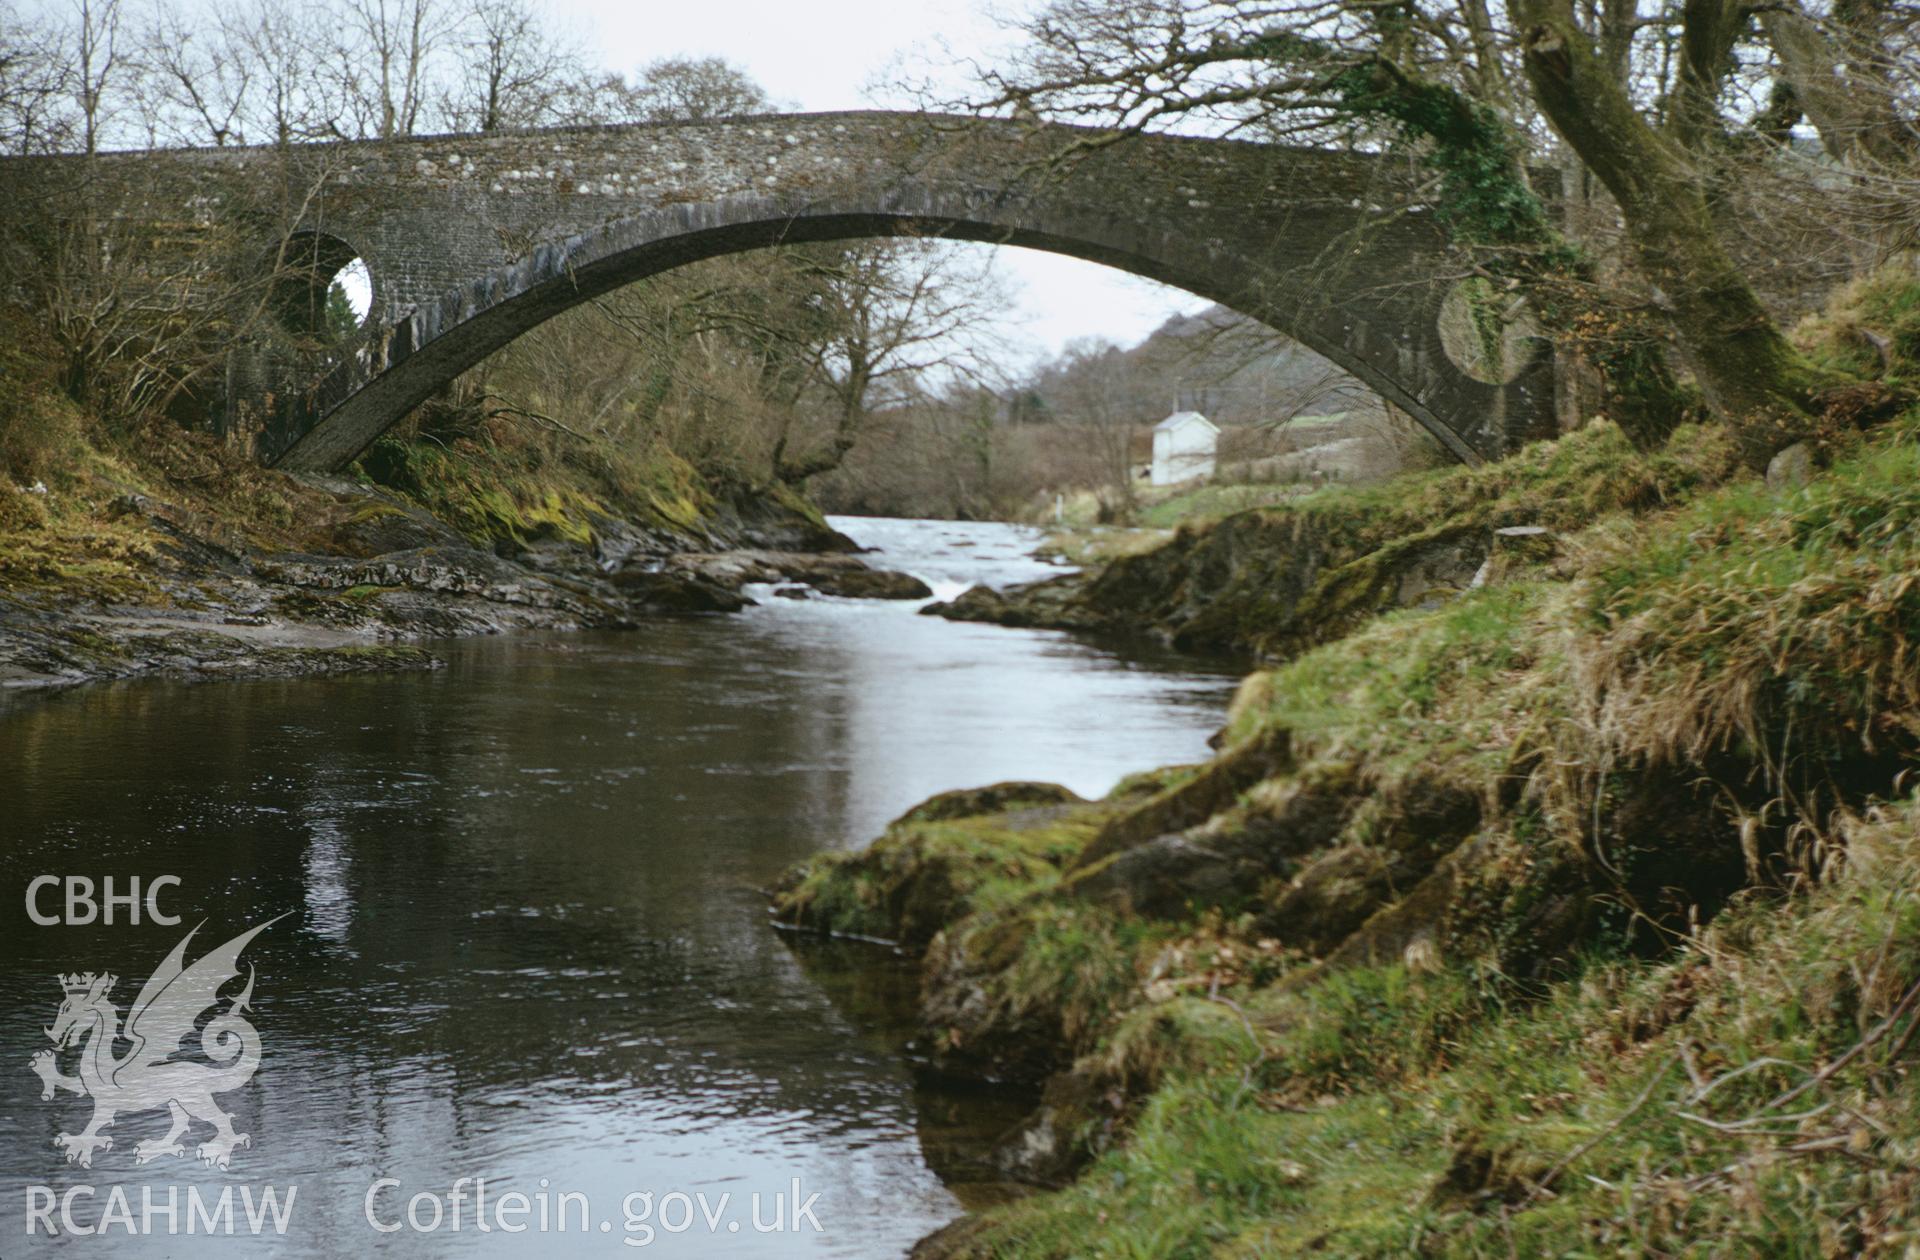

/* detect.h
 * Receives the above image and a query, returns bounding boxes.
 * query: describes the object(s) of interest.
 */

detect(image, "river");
[0,516,1237,1257]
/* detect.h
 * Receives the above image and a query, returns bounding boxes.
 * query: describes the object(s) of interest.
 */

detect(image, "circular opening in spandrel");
[1437,278,1541,385]
[270,233,374,343]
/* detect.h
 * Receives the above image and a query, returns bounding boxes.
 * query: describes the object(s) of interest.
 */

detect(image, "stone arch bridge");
[31,112,1559,468]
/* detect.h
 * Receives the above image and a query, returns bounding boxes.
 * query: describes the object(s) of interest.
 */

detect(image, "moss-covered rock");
[1069,730,1292,872]
[900,782,1087,824]
[770,784,1095,948]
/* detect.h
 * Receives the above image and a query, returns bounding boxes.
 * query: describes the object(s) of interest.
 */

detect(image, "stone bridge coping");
[60,109,1325,164]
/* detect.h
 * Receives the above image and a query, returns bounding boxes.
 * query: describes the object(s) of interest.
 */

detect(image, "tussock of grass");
[1098,995,1265,1092]
[1001,904,1180,1052]
[953,798,1920,1258]
[1795,260,1920,383]
[1224,580,1565,781]
[1575,417,1920,776]
[923,900,1190,1081]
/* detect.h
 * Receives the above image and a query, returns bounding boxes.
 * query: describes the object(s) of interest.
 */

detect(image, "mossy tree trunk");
[1510,0,1837,466]
[1323,56,1691,451]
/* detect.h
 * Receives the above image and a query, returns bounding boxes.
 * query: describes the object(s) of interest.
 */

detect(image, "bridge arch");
[9,111,1527,470]
[278,192,1451,472]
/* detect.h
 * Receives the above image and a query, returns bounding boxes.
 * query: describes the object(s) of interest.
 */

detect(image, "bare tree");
[1760,0,1917,169]
[333,0,459,138]
[136,0,340,146]
[442,0,584,132]
[238,0,351,144]
[0,2,73,154]
[138,2,254,146]
[67,0,122,154]
[1038,336,1150,517]
[964,0,1904,466]
[618,56,772,123]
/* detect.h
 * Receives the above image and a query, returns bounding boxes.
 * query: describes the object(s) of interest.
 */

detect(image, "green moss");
[763,477,831,533]
[356,421,720,550]
[1110,764,1205,800]
[773,796,1107,947]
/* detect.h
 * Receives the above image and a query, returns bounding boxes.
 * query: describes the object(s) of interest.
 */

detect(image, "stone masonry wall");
[2,113,1557,468]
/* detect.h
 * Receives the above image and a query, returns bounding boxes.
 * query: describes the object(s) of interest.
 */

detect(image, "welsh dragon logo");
[29,916,284,1170]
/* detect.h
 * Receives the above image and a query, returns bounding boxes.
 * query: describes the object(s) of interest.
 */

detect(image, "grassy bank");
[0,310,835,612]
[0,322,345,608]
[0,312,848,686]
[778,269,1920,1255]
[1069,415,1753,659]
[953,792,1920,1254]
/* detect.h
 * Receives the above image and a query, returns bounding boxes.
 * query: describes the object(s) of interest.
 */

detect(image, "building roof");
[1154,410,1218,433]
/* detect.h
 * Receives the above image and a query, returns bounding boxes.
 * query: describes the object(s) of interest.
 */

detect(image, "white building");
[1150,411,1219,486]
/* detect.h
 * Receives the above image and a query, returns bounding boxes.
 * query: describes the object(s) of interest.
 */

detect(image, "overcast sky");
[540,0,1212,363]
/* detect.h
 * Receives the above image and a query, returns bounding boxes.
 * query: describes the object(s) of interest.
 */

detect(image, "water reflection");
[0,519,1235,1257]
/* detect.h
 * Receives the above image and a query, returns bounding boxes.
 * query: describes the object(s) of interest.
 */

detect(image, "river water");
[0,516,1237,1257]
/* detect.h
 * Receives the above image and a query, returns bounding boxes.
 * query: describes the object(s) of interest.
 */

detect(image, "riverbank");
[774,268,1920,1254]
[0,336,944,690]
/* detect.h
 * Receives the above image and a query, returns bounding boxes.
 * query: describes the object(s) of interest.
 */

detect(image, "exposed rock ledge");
[0,480,929,694]
[920,514,1507,658]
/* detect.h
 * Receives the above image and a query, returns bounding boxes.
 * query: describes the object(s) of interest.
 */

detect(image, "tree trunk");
[774,349,869,485]
[1511,0,1833,466]
[1326,56,1692,450]
[1760,1,1915,169]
